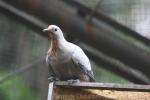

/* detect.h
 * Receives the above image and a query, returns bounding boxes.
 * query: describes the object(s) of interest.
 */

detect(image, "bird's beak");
[43,28,49,32]
[43,28,53,38]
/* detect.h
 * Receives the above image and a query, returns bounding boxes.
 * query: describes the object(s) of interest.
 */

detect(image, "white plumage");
[43,25,95,82]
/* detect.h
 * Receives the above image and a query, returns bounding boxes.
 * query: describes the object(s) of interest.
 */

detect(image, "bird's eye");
[54,28,57,31]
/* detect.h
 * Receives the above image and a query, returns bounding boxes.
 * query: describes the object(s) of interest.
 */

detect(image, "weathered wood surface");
[47,82,150,100]
[47,82,54,100]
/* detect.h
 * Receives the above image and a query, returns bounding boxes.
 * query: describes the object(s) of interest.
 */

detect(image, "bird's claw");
[48,76,59,82]
[67,79,80,85]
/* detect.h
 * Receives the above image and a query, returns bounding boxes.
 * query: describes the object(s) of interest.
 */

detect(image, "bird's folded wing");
[71,47,95,81]
[46,55,55,76]
[76,62,95,82]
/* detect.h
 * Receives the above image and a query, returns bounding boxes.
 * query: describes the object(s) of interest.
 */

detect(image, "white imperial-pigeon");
[43,25,95,83]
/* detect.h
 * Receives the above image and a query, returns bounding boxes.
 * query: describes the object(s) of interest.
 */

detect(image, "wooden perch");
[47,81,150,100]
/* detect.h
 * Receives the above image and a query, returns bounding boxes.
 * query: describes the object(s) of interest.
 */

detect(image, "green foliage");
[0,73,39,100]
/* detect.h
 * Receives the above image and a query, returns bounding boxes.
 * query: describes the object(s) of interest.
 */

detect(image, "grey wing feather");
[46,55,55,76]
[71,46,95,81]
[77,62,95,81]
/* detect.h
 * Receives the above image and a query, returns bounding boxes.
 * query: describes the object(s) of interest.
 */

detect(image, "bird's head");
[43,25,63,39]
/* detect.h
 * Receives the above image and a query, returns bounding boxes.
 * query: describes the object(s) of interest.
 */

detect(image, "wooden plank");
[47,82,54,100]
[50,81,150,100]
[55,87,150,100]
[55,81,150,91]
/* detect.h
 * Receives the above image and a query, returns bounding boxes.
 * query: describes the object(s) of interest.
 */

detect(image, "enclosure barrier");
[47,82,150,100]
[1,0,150,84]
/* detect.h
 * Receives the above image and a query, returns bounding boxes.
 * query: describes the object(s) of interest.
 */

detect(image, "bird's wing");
[46,55,55,76]
[71,46,95,81]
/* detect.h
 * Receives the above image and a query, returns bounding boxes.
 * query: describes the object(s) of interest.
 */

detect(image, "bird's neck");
[50,34,67,52]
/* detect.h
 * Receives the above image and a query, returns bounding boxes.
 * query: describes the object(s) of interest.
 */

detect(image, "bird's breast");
[51,58,78,78]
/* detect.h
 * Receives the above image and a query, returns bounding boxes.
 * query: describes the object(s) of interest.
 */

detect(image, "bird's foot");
[67,79,80,85]
[48,76,59,82]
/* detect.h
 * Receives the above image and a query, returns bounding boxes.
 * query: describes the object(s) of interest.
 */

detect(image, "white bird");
[43,25,95,82]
